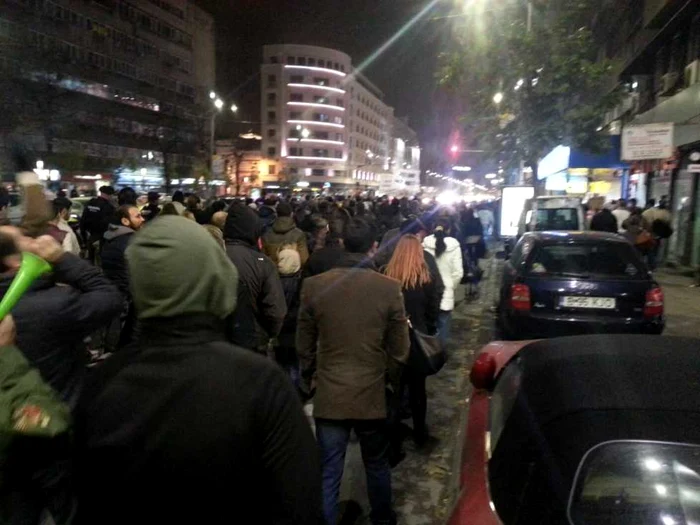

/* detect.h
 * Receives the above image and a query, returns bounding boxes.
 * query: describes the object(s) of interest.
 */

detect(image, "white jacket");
[424,235,463,311]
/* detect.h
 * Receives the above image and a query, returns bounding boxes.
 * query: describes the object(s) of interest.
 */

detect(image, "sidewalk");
[336,256,502,525]
[654,270,700,338]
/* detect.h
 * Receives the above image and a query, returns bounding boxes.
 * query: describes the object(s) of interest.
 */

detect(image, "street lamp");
[214,98,224,110]
[301,128,311,139]
[231,104,238,113]
[493,92,504,104]
[209,91,216,100]
[450,145,459,153]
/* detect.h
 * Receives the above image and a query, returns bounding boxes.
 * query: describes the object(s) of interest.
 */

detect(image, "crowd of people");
[1,176,492,525]
[589,196,673,269]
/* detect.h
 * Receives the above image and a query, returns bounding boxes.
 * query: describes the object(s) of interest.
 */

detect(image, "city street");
[336,256,700,525]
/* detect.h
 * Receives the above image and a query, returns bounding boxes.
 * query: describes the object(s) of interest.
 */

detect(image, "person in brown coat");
[297,218,410,525]
[262,201,309,266]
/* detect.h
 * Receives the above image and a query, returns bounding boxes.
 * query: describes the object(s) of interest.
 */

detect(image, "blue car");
[498,232,664,339]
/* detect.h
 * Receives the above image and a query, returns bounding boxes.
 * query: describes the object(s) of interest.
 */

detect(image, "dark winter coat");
[278,271,302,350]
[302,245,345,278]
[0,255,122,407]
[297,253,410,420]
[140,203,160,222]
[258,205,277,234]
[591,209,618,233]
[262,217,310,266]
[75,314,321,525]
[79,196,115,239]
[224,204,287,349]
[101,225,135,298]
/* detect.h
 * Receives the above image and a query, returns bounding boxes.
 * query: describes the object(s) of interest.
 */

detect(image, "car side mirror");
[470,352,497,391]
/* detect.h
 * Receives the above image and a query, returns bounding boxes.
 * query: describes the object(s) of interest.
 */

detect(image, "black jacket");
[2,254,122,406]
[80,196,115,239]
[591,209,618,233]
[101,225,135,298]
[224,203,287,349]
[75,314,322,525]
[303,245,345,278]
[140,203,160,222]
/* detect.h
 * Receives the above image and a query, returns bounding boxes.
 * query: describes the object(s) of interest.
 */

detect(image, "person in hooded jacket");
[101,205,145,350]
[74,216,322,525]
[224,201,287,353]
[140,191,161,222]
[275,247,303,387]
[258,196,278,235]
[262,201,309,267]
[423,219,463,349]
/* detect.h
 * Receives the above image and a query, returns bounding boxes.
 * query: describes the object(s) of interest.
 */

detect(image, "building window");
[312,169,325,177]
[290,75,304,83]
[268,111,276,123]
[290,168,299,175]
[318,59,325,67]
[290,93,303,102]
[298,57,306,65]
[314,77,328,86]
[270,56,278,64]
[313,95,327,103]
[290,147,303,156]
[308,58,316,66]
[333,150,342,159]
[312,149,329,157]
[340,65,345,72]
[315,131,330,139]
[268,74,276,86]
[287,56,295,64]
[315,113,330,122]
[269,165,276,175]
[289,111,302,120]
[334,170,346,177]
[336,98,344,107]
[335,133,343,141]
[268,147,276,157]
[267,92,276,106]
[334,62,339,70]
[267,129,276,138]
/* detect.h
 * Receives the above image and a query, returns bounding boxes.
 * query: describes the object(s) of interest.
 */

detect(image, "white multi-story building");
[379,116,421,196]
[260,44,410,193]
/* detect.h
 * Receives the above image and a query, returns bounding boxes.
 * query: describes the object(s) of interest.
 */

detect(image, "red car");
[449,335,700,525]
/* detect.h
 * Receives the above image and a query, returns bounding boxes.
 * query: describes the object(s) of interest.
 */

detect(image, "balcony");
[284,65,346,78]
[287,83,346,94]
[287,119,345,129]
[287,101,345,112]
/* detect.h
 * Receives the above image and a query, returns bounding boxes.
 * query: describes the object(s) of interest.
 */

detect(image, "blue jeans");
[315,419,395,525]
[438,310,452,350]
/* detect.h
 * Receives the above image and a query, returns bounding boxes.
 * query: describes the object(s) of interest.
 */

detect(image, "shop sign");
[622,124,674,161]
[688,164,700,173]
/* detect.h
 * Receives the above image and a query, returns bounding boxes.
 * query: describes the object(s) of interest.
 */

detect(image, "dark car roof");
[515,335,700,417]
[522,231,628,243]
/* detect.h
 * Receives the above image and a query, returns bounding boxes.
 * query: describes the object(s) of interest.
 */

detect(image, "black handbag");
[408,320,446,376]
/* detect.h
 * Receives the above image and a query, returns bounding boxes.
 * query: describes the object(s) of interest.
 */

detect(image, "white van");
[517,196,585,236]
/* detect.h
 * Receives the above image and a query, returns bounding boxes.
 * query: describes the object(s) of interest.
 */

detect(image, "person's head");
[99,185,115,199]
[647,198,656,208]
[223,201,262,246]
[659,200,669,210]
[617,199,627,209]
[400,217,429,241]
[211,211,227,230]
[384,234,431,290]
[118,187,137,206]
[147,191,160,204]
[276,201,292,218]
[172,190,185,204]
[342,218,376,254]
[126,216,238,320]
[433,218,451,258]
[52,197,72,222]
[629,198,637,209]
[185,194,200,212]
[263,196,277,207]
[115,205,144,231]
[277,247,301,276]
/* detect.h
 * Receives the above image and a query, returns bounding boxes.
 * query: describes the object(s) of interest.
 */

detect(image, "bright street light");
[209,91,216,100]
[485,173,497,179]
[214,98,224,110]
[301,128,311,139]
[493,92,504,104]
[230,104,238,113]
[450,145,459,153]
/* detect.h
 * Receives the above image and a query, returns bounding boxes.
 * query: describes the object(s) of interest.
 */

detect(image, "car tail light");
[471,352,497,390]
[644,287,664,317]
[510,284,531,311]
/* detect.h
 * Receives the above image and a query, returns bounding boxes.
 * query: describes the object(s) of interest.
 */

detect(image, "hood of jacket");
[223,202,261,247]
[126,216,238,320]
[423,235,461,253]
[258,205,276,220]
[104,224,135,241]
[272,216,297,235]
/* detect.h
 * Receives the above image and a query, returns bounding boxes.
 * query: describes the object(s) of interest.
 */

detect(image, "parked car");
[517,196,585,237]
[498,231,664,339]
[449,335,700,525]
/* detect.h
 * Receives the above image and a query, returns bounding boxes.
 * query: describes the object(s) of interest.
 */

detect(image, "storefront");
[538,137,629,199]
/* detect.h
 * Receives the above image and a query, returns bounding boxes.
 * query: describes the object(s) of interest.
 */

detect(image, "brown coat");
[296,254,410,420]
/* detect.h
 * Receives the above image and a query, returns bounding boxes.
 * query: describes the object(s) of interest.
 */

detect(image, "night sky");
[198,0,458,168]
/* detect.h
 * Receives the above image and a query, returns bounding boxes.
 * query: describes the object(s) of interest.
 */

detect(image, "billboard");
[500,186,535,238]
[622,124,674,161]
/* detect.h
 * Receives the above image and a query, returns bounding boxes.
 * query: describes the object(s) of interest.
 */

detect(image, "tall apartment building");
[0,0,215,192]
[380,116,421,196]
[599,0,700,267]
[260,44,415,193]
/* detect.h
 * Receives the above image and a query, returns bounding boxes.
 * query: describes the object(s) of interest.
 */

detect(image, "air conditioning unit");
[658,72,679,95]
[685,60,700,88]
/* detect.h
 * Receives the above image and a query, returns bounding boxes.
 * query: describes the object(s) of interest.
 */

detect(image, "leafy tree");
[439,0,623,192]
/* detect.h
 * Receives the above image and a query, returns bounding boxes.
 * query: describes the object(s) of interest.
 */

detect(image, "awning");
[538,136,629,180]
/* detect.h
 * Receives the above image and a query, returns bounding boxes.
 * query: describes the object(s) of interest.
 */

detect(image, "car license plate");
[561,296,616,309]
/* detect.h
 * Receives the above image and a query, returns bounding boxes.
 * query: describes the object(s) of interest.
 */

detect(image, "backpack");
[652,219,674,239]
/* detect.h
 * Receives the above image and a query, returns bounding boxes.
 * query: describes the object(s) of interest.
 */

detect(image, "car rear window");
[527,243,645,279]
[535,208,579,231]
[569,441,700,525]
